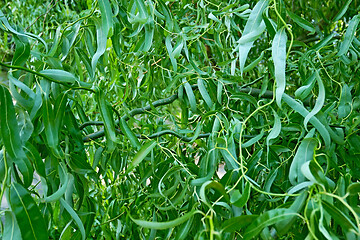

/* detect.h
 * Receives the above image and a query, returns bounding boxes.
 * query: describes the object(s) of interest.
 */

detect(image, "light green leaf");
[272,27,287,107]
[3,211,21,240]
[236,0,269,74]
[289,137,317,185]
[282,93,331,146]
[266,110,281,145]
[40,69,77,84]
[230,182,251,208]
[12,35,30,66]
[0,10,48,51]
[183,79,197,112]
[243,51,264,72]
[199,180,229,204]
[338,84,352,118]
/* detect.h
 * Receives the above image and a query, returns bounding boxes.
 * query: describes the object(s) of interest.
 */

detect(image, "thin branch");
[83,92,179,141]
[138,131,210,142]
[0,61,95,92]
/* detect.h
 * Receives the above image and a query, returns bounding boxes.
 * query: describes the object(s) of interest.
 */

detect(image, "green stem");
[273,0,294,59]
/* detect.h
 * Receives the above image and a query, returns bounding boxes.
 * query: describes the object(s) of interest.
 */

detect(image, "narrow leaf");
[289,138,317,185]
[237,0,269,74]
[338,14,360,56]
[40,69,77,84]
[197,79,213,109]
[222,215,258,232]
[287,10,315,33]
[243,209,296,240]
[125,140,157,175]
[183,79,197,112]
[304,71,325,129]
[272,27,287,107]
[283,93,331,146]
[333,0,353,22]
[60,198,86,240]
[10,182,48,240]
[0,85,33,186]
[266,110,281,145]
[120,118,141,149]
[3,211,21,240]
[130,209,200,230]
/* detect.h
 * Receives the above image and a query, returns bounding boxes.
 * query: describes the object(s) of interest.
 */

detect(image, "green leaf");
[289,137,317,185]
[183,79,197,112]
[311,33,334,51]
[0,10,48,51]
[120,118,141,149]
[130,209,201,230]
[266,110,281,145]
[10,182,48,240]
[338,84,352,118]
[347,183,360,195]
[125,140,157,175]
[322,199,357,232]
[287,10,315,34]
[333,0,353,22]
[243,51,264,72]
[197,79,213,109]
[221,215,258,232]
[91,16,109,74]
[24,142,46,178]
[243,209,297,240]
[230,181,251,208]
[276,191,308,235]
[242,130,264,148]
[272,27,287,107]
[304,71,325,129]
[141,18,154,52]
[96,88,117,151]
[40,69,77,84]
[190,121,203,143]
[3,211,21,240]
[199,180,230,204]
[338,14,360,56]
[236,0,269,74]
[44,163,70,202]
[12,35,30,66]
[43,92,67,157]
[295,72,316,100]
[60,198,86,240]
[0,85,33,187]
[283,93,331,146]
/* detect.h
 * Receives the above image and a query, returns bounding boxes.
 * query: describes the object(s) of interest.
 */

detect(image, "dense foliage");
[1,0,360,239]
